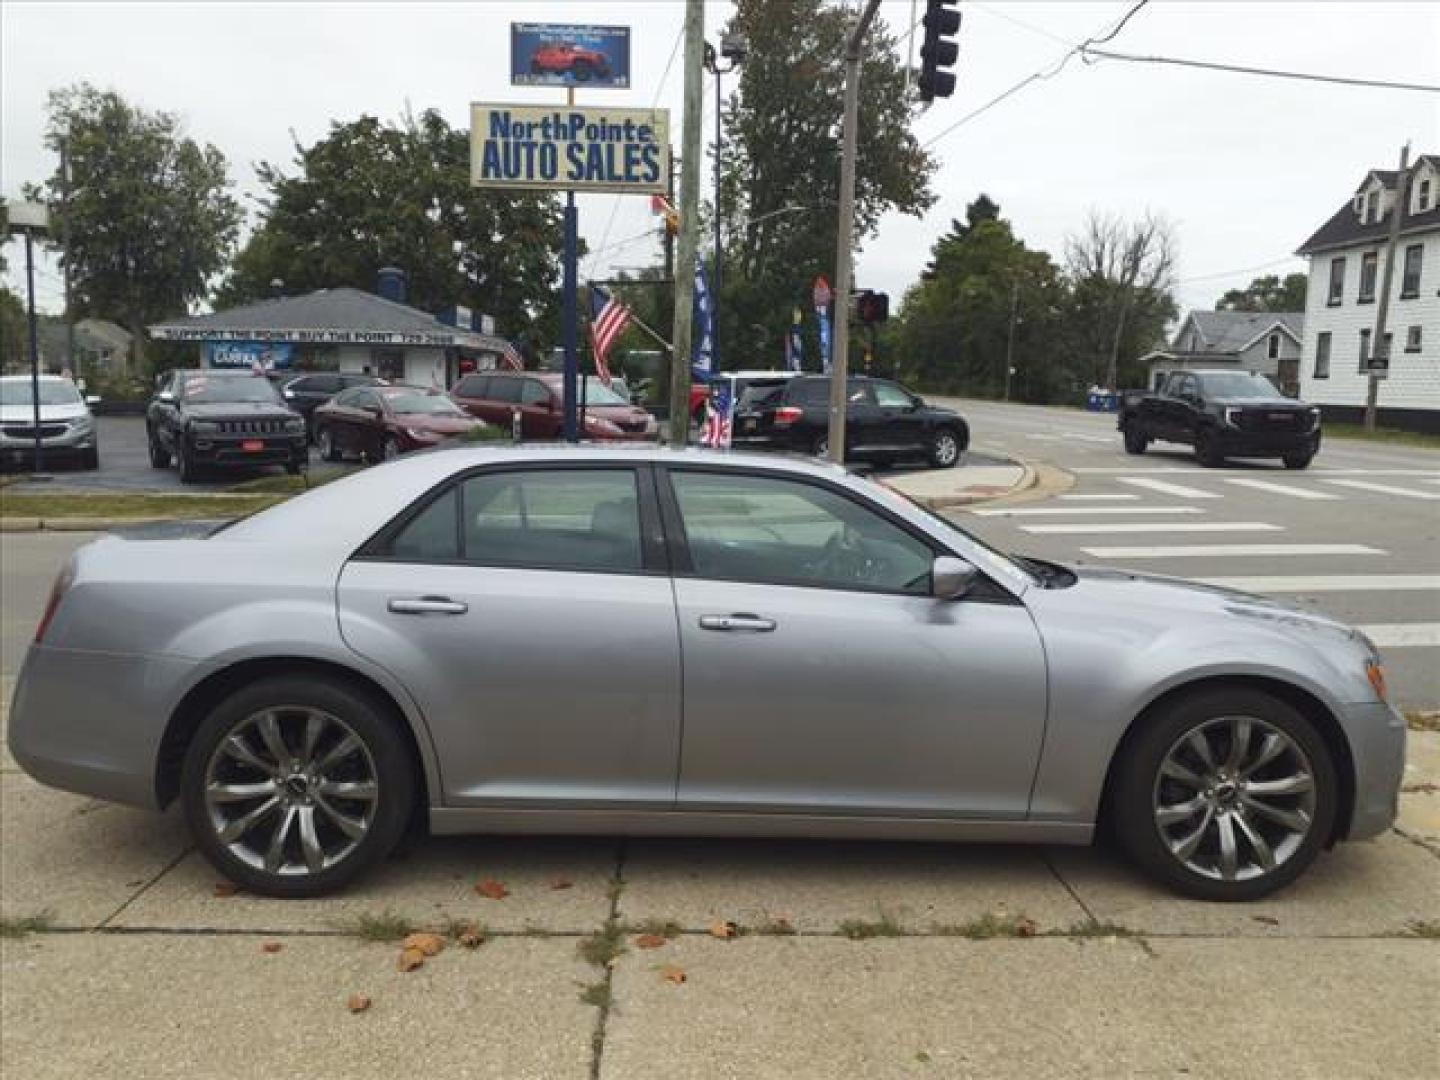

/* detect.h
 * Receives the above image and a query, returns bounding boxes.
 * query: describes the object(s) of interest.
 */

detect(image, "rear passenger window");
[455,375,490,398]
[488,378,523,404]
[792,381,829,407]
[389,488,460,561]
[461,470,642,572]
[521,380,551,406]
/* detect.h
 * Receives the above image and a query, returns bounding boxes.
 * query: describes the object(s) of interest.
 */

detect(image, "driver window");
[872,382,914,409]
[670,471,934,594]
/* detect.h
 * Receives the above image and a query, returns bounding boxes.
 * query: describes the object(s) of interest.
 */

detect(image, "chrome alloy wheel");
[1152,715,1317,882]
[203,707,379,877]
[933,431,959,466]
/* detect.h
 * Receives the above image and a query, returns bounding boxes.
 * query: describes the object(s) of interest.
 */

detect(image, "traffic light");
[856,290,889,325]
[919,0,961,102]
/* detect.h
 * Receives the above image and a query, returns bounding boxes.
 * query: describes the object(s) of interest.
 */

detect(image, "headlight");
[191,420,221,434]
[586,417,622,436]
[404,427,437,440]
[1223,407,1242,427]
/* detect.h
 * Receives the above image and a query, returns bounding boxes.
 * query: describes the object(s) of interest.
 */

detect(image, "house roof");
[1176,310,1303,354]
[1297,154,1440,255]
[148,287,498,349]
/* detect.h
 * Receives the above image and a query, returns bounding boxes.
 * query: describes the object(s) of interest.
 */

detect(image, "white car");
[0,374,101,470]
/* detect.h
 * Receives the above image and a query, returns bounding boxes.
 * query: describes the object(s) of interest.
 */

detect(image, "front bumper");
[1341,700,1407,841]
[186,434,307,467]
[0,423,96,464]
[1213,427,1320,457]
[8,644,201,810]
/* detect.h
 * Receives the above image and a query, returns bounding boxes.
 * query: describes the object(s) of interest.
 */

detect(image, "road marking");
[1222,478,1341,500]
[973,506,1202,517]
[1058,493,1141,500]
[1118,477,1222,499]
[1320,479,1440,500]
[1358,623,1440,648]
[1081,543,1387,558]
[1027,522,1281,535]
[1196,574,1440,592]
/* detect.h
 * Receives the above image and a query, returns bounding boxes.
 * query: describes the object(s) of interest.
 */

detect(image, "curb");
[0,516,210,533]
[916,458,1039,511]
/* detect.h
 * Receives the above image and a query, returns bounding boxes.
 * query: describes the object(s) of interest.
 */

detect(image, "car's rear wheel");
[381,436,401,462]
[317,427,341,462]
[180,674,416,898]
[148,429,171,468]
[1283,450,1315,470]
[928,427,963,469]
[1112,686,1337,901]
[1123,428,1149,455]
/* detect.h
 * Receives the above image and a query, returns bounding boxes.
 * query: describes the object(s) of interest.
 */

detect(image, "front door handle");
[388,596,469,616]
[698,613,776,633]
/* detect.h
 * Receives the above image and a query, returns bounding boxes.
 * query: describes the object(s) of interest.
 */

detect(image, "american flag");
[498,340,524,371]
[700,380,733,449]
[588,284,631,386]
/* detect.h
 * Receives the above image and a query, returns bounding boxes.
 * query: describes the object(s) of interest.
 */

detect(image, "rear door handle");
[388,596,469,616]
[698,613,776,633]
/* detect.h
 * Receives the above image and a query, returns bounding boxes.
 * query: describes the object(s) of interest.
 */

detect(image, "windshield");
[0,380,82,408]
[181,375,281,404]
[576,379,631,406]
[383,391,466,416]
[1198,373,1285,400]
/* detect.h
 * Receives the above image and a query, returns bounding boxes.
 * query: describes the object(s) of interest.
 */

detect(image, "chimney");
[376,267,408,305]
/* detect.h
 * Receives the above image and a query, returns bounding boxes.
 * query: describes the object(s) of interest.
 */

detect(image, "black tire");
[1195,429,1224,468]
[1283,451,1314,470]
[811,433,829,459]
[148,429,171,469]
[1111,686,1337,902]
[81,447,99,470]
[573,60,593,81]
[1123,428,1149,455]
[176,439,198,483]
[381,436,401,462]
[180,674,416,898]
[317,427,341,463]
[928,426,964,469]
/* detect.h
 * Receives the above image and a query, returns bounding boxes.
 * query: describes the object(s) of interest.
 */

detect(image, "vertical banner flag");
[692,262,714,381]
[786,307,804,372]
[589,284,632,386]
[700,379,734,449]
[812,275,833,375]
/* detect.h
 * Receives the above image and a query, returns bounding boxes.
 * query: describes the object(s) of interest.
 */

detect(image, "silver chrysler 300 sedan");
[8,446,1405,901]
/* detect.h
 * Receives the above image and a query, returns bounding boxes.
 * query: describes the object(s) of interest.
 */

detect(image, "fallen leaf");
[402,932,445,957]
[346,994,372,1014]
[635,933,667,950]
[458,929,486,950]
[1251,915,1281,927]
[659,964,687,985]
[708,919,738,940]
[213,882,239,898]
[261,941,283,954]
[475,879,510,900]
[549,877,574,890]
[1016,917,1039,938]
[397,947,426,972]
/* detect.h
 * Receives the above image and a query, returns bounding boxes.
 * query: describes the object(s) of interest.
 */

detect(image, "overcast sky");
[3,0,1438,330]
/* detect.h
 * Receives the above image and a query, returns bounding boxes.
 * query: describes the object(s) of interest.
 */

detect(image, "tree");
[893,196,1066,402]
[0,287,27,373]
[713,0,936,366]
[221,110,568,344]
[1064,210,1178,389]
[1215,272,1307,312]
[34,84,242,373]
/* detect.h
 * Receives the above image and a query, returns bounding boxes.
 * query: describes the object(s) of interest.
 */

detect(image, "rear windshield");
[181,375,281,403]
[738,380,791,409]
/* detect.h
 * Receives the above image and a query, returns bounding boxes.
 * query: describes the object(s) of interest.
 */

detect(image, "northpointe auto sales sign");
[470,104,669,194]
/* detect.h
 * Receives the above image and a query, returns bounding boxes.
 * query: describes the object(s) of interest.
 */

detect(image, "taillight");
[34,561,76,644]
[774,406,803,426]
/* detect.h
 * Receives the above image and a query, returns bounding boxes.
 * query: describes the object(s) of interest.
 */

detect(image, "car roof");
[0,373,73,383]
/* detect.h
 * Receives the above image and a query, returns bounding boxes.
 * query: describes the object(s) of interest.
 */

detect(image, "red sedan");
[530,43,611,80]
[313,385,487,463]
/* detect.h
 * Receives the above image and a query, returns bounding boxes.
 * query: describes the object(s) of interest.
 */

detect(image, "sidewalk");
[882,457,1031,509]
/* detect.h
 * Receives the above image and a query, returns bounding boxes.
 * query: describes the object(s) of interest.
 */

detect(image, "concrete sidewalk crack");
[588,838,627,1080]
[1041,848,1099,923]
[95,842,193,930]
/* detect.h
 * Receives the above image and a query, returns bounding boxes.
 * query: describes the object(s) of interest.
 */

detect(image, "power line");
[921,0,1150,149]
[1175,254,1303,287]
[1080,47,1440,94]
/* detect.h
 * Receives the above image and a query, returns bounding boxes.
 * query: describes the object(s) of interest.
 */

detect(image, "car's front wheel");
[180,674,416,898]
[176,439,198,483]
[317,427,341,462]
[1112,686,1337,901]
[1123,427,1149,455]
[1195,429,1224,468]
[147,428,171,468]
[928,427,964,469]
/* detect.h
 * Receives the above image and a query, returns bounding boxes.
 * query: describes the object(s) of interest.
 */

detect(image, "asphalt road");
[936,396,1440,709]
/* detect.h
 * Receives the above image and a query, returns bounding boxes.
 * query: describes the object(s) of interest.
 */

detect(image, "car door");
[871,380,926,452]
[336,463,682,806]
[1175,374,1203,443]
[520,378,561,438]
[660,466,1048,818]
[841,380,885,455]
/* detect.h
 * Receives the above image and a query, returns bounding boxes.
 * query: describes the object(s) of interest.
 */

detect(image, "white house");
[1297,153,1440,432]
[1141,310,1304,396]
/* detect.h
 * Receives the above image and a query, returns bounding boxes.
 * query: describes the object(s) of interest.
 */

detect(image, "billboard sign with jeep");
[511,23,630,88]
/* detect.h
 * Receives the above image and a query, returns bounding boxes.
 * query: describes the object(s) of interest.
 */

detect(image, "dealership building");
[149,273,520,387]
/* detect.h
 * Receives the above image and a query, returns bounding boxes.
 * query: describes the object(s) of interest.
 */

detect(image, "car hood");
[1068,564,1365,646]
[0,403,88,423]
[396,414,481,435]
[1206,397,1312,411]
[180,401,295,420]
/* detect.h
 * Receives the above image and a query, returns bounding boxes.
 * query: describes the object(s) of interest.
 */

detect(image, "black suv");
[732,375,969,468]
[147,370,308,482]
[279,372,387,438]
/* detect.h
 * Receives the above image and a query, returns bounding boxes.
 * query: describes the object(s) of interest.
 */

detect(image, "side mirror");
[931,556,979,600]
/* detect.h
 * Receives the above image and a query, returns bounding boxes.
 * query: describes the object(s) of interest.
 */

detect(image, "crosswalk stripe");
[1196,574,1440,592]
[1118,477,1222,499]
[1027,522,1281,535]
[1222,478,1340,500]
[1320,479,1440,500]
[1358,623,1440,648]
[1081,543,1387,558]
[973,506,1202,517]
[1058,493,1140,500]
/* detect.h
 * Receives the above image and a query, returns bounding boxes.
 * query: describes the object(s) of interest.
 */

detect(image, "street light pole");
[705,34,746,377]
[827,0,882,465]
[25,230,43,471]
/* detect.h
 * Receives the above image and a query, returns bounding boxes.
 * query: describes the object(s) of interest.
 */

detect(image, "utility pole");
[60,141,76,382]
[1364,142,1409,433]
[1003,280,1019,402]
[667,0,705,447]
[562,87,579,442]
[827,0,882,465]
